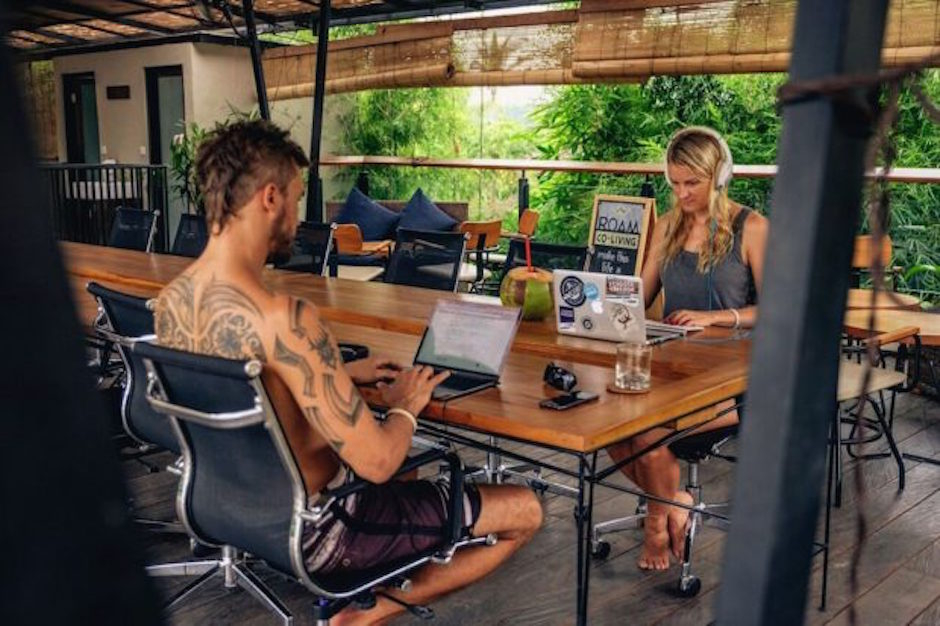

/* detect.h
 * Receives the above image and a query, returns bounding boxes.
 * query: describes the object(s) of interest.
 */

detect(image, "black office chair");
[276,221,338,277]
[171,213,209,258]
[87,282,179,454]
[385,228,469,292]
[108,206,160,252]
[137,341,492,624]
[502,239,588,274]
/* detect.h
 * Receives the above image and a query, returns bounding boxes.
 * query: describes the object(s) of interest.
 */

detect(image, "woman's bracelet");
[386,407,418,434]
[730,308,741,329]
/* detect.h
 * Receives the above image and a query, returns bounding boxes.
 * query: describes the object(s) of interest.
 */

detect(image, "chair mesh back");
[87,282,179,451]
[385,228,466,292]
[139,344,300,575]
[276,222,335,276]
[171,214,208,258]
[504,240,588,273]
[109,207,155,252]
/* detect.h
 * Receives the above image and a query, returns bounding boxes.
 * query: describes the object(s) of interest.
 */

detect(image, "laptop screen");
[415,301,521,376]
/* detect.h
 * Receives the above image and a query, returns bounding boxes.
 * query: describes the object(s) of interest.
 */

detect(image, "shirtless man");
[153,120,542,625]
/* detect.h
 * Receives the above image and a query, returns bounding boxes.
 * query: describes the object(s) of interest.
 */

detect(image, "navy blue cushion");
[398,189,458,232]
[335,188,400,240]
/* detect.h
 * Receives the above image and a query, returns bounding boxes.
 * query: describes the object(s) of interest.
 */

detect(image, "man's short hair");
[196,119,310,232]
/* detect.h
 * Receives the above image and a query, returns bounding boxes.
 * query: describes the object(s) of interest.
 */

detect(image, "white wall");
[52,41,255,165]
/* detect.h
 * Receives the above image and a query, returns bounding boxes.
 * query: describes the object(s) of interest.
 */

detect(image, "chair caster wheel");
[677,575,701,597]
[591,541,611,560]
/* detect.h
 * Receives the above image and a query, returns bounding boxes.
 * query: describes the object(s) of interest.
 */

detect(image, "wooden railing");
[319,155,940,184]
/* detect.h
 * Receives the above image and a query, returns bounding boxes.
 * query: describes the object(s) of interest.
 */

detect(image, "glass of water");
[615,342,652,392]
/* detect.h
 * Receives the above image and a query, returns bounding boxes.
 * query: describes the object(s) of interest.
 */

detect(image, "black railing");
[41,163,170,251]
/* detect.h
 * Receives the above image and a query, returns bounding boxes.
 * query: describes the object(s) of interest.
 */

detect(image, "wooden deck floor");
[127,391,940,625]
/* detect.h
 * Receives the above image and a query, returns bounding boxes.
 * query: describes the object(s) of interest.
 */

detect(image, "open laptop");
[553,270,702,344]
[414,300,522,401]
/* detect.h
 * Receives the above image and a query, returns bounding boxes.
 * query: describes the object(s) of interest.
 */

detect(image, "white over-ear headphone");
[664,126,734,191]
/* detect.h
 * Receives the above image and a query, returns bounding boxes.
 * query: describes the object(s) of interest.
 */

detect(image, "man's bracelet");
[386,407,418,434]
[730,308,741,329]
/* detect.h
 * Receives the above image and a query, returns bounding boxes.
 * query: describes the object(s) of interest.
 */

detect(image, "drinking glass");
[615,342,652,392]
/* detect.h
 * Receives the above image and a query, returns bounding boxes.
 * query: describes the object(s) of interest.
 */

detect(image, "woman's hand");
[663,309,721,327]
[346,355,407,385]
[377,365,451,416]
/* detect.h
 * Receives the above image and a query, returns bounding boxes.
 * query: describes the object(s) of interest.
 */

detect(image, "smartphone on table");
[539,390,599,411]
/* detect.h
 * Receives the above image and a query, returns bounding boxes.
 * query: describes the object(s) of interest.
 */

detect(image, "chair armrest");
[862,325,920,347]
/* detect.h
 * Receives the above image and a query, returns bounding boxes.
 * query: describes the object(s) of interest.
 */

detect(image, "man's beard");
[266,204,296,265]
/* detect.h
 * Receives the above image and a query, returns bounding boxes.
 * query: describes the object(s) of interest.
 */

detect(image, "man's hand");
[663,309,719,327]
[378,365,451,416]
[346,356,407,385]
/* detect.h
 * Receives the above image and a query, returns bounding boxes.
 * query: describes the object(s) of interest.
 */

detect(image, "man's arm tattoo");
[303,406,344,453]
[323,373,366,427]
[288,298,338,369]
[274,336,316,398]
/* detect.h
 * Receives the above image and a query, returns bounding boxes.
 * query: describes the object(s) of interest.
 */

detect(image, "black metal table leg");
[575,456,587,625]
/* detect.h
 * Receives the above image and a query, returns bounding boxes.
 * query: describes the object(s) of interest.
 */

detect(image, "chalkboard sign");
[587,194,655,276]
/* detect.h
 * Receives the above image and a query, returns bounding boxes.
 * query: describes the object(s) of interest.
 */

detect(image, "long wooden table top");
[64,242,750,452]
[62,241,743,367]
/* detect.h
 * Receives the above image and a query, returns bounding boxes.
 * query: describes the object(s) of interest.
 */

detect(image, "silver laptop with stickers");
[553,270,695,344]
[554,270,648,342]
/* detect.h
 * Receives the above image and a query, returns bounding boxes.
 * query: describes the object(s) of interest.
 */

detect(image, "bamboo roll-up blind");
[573,0,940,78]
[263,0,940,99]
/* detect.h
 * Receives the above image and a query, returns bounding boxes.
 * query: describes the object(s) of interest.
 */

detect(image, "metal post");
[715,1,890,624]
[517,170,529,219]
[242,0,270,121]
[305,0,331,223]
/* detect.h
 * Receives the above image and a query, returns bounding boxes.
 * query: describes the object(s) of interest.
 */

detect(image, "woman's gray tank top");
[661,207,756,317]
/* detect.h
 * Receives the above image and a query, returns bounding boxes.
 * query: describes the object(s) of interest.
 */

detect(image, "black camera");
[543,362,577,393]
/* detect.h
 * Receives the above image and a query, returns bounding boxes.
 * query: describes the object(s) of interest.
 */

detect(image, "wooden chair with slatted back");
[851,234,899,289]
[332,224,392,269]
[518,209,540,238]
[458,219,502,291]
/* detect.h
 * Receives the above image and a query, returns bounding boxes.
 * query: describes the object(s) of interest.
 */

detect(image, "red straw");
[524,235,533,272]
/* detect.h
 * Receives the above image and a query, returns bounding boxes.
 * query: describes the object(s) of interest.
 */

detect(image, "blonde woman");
[608,126,768,570]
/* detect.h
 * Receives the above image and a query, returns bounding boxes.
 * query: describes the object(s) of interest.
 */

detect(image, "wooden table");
[844,308,940,346]
[845,288,921,311]
[63,241,749,624]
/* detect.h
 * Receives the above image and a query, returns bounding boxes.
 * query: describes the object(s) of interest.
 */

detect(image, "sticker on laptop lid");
[583,282,599,301]
[581,317,595,331]
[559,306,575,327]
[606,276,641,307]
[559,276,586,307]
[608,302,637,333]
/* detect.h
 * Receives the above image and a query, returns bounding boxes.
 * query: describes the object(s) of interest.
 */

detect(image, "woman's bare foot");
[637,514,671,570]
[667,491,695,561]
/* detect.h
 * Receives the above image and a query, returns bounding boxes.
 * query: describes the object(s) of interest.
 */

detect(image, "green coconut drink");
[499,265,554,321]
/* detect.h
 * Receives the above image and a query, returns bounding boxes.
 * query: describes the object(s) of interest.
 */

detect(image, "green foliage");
[529,75,784,244]
[335,87,535,221]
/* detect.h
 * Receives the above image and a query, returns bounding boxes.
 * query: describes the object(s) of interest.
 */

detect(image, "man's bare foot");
[637,514,671,570]
[667,491,694,561]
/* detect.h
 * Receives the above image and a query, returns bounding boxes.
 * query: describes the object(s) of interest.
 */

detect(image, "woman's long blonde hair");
[661,129,735,273]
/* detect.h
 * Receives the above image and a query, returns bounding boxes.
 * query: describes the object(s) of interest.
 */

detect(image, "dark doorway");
[145,65,185,237]
[63,72,100,164]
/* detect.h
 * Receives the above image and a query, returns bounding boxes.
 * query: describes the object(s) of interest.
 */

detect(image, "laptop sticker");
[559,306,576,326]
[584,282,599,300]
[606,276,641,307]
[581,317,594,331]
[608,302,636,333]
[560,276,586,307]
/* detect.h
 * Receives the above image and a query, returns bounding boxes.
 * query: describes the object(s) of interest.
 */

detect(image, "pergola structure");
[0,1,918,624]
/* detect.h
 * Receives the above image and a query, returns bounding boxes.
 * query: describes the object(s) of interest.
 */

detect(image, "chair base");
[148,545,293,625]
